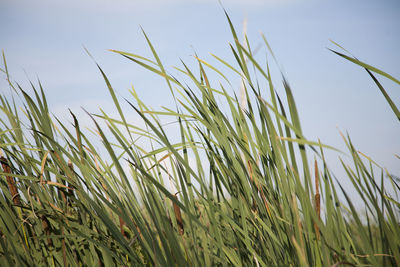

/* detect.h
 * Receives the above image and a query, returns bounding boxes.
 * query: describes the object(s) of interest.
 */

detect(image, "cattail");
[1,156,21,206]
[41,215,53,247]
[258,183,271,217]
[173,194,184,235]
[119,210,128,239]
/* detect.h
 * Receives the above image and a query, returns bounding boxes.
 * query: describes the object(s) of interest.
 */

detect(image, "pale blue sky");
[1,0,399,182]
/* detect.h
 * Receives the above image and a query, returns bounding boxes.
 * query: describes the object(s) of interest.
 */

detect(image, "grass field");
[0,13,399,266]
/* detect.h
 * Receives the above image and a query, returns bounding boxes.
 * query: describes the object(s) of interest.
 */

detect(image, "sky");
[1,0,399,196]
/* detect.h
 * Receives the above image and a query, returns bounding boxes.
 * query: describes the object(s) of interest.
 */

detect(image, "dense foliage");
[0,14,399,266]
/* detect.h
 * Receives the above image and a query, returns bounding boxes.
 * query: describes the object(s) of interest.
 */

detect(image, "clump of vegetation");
[0,13,399,266]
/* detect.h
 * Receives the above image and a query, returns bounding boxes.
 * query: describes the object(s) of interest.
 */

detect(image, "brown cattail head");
[1,156,21,206]
[118,207,128,239]
[173,194,184,235]
[41,215,53,247]
[119,214,127,239]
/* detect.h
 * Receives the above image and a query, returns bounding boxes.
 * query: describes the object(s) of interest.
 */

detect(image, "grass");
[0,13,399,266]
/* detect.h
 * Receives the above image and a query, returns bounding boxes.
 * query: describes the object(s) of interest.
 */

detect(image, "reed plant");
[0,13,399,266]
